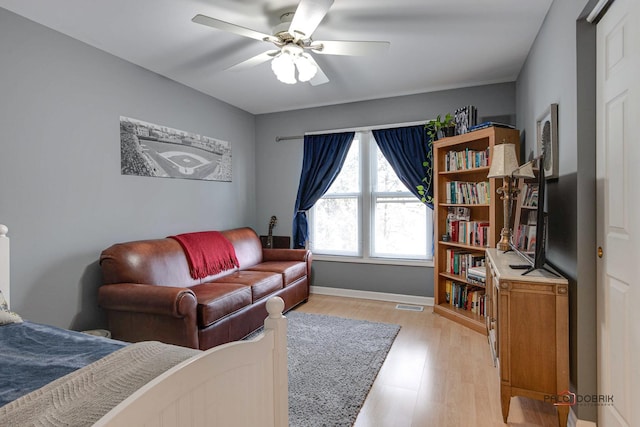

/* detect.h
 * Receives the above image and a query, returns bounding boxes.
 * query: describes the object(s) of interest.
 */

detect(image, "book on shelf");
[446,221,490,247]
[467,276,486,287]
[445,249,464,275]
[468,121,515,132]
[446,181,490,204]
[445,250,485,276]
[448,281,487,316]
[526,226,537,252]
[514,224,537,252]
[522,183,539,207]
[444,147,490,171]
[467,266,486,284]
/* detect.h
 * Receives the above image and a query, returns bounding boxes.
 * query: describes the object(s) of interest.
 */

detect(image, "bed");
[0,224,288,426]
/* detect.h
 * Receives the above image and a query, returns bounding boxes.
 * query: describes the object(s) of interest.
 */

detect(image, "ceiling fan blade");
[226,50,279,71]
[306,56,329,86]
[289,0,334,39]
[311,40,390,56]
[192,14,278,43]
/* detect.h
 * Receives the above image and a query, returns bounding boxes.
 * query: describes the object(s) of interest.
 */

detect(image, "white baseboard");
[310,286,434,307]
[569,408,598,427]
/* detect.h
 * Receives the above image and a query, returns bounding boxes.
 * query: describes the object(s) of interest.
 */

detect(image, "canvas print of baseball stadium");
[120,116,232,182]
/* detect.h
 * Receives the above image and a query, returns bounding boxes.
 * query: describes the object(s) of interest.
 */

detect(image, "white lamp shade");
[295,53,317,82]
[488,143,519,178]
[271,52,296,84]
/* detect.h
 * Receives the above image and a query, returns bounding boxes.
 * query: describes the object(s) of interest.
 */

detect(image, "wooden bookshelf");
[432,126,520,333]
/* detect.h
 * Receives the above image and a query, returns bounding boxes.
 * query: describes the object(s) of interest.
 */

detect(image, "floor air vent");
[395,304,424,312]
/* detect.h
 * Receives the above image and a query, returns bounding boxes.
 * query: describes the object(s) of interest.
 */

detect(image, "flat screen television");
[509,155,560,277]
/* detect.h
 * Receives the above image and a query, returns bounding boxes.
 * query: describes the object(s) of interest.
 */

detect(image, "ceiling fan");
[192,0,390,86]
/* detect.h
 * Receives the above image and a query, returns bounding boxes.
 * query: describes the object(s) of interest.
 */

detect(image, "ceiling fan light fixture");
[271,44,317,84]
[295,53,317,82]
[271,51,297,84]
[194,0,390,88]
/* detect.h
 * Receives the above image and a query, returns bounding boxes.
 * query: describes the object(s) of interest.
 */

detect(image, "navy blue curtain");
[292,132,355,248]
[372,125,433,209]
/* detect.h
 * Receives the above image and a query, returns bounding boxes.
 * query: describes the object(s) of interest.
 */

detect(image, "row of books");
[446,220,491,247]
[445,280,487,316]
[467,266,486,285]
[445,181,491,205]
[514,224,537,252]
[521,210,537,226]
[443,147,490,172]
[444,249,486,278]
[520,183,539,207]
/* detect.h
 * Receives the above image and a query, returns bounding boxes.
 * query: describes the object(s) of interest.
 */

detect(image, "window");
[309,131,433,261]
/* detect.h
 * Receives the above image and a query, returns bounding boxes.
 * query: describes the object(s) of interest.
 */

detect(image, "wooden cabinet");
[485,248,569,427]
[432,126,520,333]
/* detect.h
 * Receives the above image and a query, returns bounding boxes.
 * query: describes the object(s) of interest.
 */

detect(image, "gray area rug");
[266,311,400,427]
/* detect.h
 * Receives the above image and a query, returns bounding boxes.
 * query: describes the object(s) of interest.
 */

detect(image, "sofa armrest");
[98,283,197,318]
[262,248,311,262]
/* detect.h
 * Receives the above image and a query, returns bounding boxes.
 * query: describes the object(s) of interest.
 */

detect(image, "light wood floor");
[293,294,560,427]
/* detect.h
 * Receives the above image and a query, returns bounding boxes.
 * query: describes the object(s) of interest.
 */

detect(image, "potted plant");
[425,113,456,141]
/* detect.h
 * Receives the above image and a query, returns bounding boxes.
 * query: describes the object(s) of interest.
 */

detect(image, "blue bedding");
[0,321,127,407]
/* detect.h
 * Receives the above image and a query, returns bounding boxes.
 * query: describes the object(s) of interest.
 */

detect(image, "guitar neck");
[267,227,274,248]
[267,217,277,248]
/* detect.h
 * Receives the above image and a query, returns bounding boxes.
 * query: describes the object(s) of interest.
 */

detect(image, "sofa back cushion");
[100,238,200,287]
[221,228,263,269]
[100,228,264,287]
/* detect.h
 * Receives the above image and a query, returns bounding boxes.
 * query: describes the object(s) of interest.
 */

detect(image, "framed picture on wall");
[536,103,559,179]
[119,116,232,182]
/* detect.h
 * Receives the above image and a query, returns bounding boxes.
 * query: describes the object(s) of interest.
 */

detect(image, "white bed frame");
[0,224,288,427]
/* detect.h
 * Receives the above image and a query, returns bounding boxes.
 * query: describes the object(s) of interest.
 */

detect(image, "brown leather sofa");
[98,227,311,350]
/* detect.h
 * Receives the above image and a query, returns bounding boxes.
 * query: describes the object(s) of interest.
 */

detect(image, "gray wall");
[515,0,597,420]
[0,9,256,330]
[255,83,516,297]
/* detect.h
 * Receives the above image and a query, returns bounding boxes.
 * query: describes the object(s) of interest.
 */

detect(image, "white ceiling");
[0,0,553,115]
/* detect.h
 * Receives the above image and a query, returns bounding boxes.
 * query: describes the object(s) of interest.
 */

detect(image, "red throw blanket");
[169,231,240,279]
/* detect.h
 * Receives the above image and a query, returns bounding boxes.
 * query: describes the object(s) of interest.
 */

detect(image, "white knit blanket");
[0,341,199,426]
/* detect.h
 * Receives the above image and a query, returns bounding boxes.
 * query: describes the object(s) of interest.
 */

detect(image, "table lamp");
[487,143,534,251]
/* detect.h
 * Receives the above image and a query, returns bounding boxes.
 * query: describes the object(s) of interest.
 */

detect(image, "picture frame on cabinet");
[536,103,559,180]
